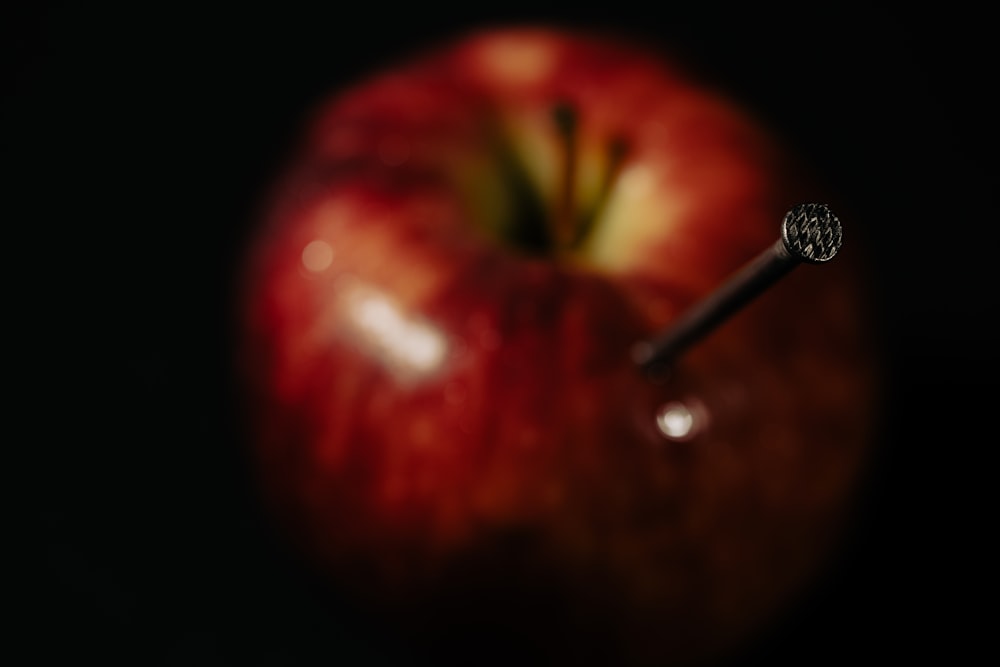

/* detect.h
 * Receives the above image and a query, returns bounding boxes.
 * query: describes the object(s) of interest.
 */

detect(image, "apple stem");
[551,102,579,250]
[551,104,630,252]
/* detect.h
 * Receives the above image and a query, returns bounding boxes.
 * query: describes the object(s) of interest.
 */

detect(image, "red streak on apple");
[239,28,877,666]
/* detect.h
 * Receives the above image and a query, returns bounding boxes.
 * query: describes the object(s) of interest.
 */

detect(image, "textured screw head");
[781,203,842,263]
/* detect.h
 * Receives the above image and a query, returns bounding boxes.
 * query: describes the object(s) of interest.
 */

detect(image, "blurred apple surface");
[237,27,878,666]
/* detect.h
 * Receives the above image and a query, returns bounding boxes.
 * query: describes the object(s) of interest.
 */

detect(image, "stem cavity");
[486,102,629,258]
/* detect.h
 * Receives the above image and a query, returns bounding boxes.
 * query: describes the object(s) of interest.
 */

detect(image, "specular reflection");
[339,280,448,382]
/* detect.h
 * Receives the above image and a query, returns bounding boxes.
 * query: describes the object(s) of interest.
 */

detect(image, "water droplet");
[301,239,333,273]
[655,400,704,442]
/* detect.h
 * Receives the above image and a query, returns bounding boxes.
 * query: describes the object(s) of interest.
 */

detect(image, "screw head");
[781,203,842,263]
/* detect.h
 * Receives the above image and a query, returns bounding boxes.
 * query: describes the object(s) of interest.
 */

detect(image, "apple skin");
[238,27,877,666]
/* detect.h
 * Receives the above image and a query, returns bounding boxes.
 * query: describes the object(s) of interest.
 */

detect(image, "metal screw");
[632,203,843,373]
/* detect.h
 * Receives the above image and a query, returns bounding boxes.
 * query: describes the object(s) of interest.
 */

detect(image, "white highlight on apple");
[584,162,684,268]
[301,240,334,273]
[341,281,447,380]
[618,163,658,197]
[655,401,702,441]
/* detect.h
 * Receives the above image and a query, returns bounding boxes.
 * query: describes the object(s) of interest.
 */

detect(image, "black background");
[11,2,994,665]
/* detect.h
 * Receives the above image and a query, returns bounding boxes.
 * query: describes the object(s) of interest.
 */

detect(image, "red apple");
[238,27,877,666]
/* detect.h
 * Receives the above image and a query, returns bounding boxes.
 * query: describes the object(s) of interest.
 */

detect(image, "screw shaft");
[633,203,842,374]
